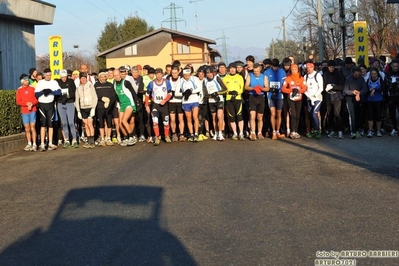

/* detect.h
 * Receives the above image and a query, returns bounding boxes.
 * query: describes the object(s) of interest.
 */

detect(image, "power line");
[45,0,103,31]
[150,0,164,8]
[101,0,125,18]
[198,19,280,34]
[125,0,163,24]
[285,0,300,20]
[276,0,299,43]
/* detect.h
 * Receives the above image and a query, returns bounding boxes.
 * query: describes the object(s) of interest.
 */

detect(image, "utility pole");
[282,17,287,58]
[272,38,275,59]
[317,0,324,60]
[216,31,229,63]
[189,0,203,31]
[162,3,185,31]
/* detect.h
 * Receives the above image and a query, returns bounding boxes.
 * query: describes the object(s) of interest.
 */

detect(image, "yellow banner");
[354,21,369,67]
[48,36,63,79]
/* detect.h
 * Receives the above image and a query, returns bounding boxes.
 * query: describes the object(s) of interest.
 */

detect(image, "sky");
[35,0,298,60]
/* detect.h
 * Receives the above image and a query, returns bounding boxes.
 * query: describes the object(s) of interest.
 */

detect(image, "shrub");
[0,90,22,136]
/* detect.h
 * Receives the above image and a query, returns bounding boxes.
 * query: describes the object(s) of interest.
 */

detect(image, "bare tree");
[358,0,399,58]
[290,0,342,60]
[36,52,97,73]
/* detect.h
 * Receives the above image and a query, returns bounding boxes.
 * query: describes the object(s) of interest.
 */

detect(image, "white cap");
[60,69,68,77]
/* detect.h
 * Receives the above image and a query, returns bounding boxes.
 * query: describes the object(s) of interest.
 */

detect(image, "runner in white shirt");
[180,67,201,142]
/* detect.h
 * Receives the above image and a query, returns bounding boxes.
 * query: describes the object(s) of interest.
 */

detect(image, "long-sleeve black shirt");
[94,81,117,109]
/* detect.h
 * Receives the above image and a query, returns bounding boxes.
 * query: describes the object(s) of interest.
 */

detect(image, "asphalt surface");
[0,133,398,266]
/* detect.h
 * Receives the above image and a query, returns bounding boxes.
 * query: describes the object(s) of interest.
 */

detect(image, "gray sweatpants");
[57,102,77,140]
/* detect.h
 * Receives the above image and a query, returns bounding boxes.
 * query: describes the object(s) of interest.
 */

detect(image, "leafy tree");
[96,16,154,69]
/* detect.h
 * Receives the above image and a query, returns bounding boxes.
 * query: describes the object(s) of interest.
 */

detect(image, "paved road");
[0,135,398,265]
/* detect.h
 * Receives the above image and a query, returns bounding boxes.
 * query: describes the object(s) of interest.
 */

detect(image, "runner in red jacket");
[16,74,39,151]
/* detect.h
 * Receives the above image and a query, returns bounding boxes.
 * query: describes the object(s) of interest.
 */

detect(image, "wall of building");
[0,20,36,89]
[105,44,173,70]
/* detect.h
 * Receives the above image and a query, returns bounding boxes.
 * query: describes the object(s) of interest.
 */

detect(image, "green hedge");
[0,90,22,136]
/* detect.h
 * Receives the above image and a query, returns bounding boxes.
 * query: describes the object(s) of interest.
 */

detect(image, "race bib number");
[61,88,69,95]
[270,81,280,88]
[207,82,217,94]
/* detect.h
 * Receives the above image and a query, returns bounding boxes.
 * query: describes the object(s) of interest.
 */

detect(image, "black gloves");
[43,89,52,96]
[183,89,192,101]
[292,88,299,97]
[229,91,238,100]
[212,92,220,102]
[270,86,279,100]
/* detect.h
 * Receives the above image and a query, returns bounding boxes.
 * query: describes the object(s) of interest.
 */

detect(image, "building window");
[124,44,137,56]
[177,43,190,54]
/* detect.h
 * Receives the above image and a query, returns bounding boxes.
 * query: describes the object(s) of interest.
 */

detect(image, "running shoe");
[272,133,277,140]
[165,136,172,143]
[154,137,161,146]
[47,143,57,151]
[199,133,208,140]
[63,141,71,148]
[72,140,79,148]
[112,137,118,144]
[277,132,285,139]
[294,132,301,139]
[23,144,31,151]
[89,143,95,149]
[139,135,146,142]
[351,132,357,139]
[187,135,194,142]
[231,133,238,140]
[209,130,215,138]
[120,139,128,146]
[179,135,186,142]
[238,133,245,141]
[389,129,398,136]
[193,135,199,142]
[250,132,256,141]
[257,133,265,140]
[39,143,46,152]
[338,131,343,139]
[306,131,314,138]
[314,131,321,139]
[98,140,106,147]
[359,129,364,137]
[117,137,122,144]
[327,131,336,138]
[83,142,91,148]
[127,137,136,146]
[172,134,178,142]
[212,132,219,141]
[367,130,374,138]
[58,139,63,146]
[376,130,382,137]
[218,134,225,141]
[355,132,361,138]
[147,136,154,143]
[105,139,114,146]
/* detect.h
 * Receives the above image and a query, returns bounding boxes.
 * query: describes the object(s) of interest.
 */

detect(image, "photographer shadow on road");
[0,186,197,266]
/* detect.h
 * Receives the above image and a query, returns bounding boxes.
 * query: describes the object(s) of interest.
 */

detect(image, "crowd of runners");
[15,54,399,151]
